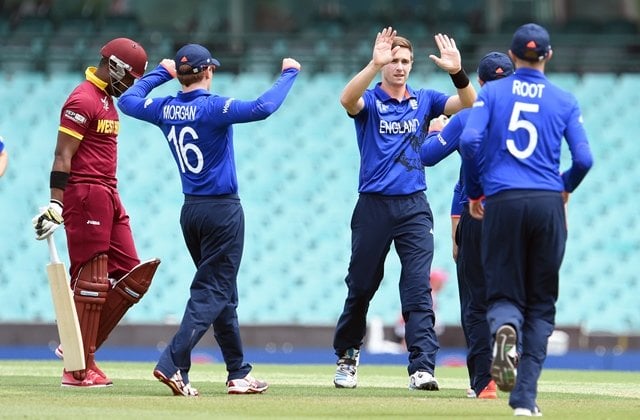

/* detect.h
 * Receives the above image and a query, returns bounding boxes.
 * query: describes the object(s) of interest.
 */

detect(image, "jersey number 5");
[168,125,204,174]
[506,101,539,159]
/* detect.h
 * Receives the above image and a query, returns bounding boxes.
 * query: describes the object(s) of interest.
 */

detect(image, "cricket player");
[333,26,476,391]
[32,38,160,388]
[459,23,593,416]
[117,44,300,396]
[420,52,515,400]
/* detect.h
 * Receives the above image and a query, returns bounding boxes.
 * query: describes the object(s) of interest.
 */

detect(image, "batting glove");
[32,199,64,240]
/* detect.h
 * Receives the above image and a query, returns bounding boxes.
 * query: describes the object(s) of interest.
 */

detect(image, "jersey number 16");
[168,125,204,174]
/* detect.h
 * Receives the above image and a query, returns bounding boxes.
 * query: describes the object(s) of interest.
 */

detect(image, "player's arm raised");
[429,33,477,115]
[118,60,176,123]
[340,27,398,115]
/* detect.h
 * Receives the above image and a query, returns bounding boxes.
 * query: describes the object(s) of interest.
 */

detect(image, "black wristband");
[50,171,69,190]
[449,69,470,89]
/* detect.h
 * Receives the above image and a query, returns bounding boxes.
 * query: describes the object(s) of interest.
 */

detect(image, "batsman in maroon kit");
[32,38,160,387]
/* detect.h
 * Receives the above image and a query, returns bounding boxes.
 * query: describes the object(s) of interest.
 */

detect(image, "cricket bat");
[46,234,85,371]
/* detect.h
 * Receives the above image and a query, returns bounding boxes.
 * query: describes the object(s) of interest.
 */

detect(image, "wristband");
[50,199,64,210]
[50,171,69,190]
[449,69,470,89]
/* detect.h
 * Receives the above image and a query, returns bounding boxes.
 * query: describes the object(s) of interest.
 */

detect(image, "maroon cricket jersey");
[59,67,120,188]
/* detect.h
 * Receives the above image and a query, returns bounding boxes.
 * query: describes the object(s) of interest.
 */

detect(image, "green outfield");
[0,361,639,419]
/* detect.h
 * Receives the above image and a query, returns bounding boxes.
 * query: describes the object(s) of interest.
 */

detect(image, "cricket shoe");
[514,406,542,416]
[227,374,269,394]
[334,348,359,389]
[466,388,476,398]
[491,324,519,392]
[153,369,199,397]
[408,370,439,391]
[55,345,111,382]
[477,379,498,399]
[61,369,112,388]
[87,356,111,382]
[54,344,64,359]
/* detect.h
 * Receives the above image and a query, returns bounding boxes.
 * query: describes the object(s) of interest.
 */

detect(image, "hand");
[563,192,570,230]
[282,58,301,71]
[428,114,449,133]
[469,199,484,220]
[428,33,462,74]
[32,200,64,240]
[160,59,176,78]
[372,26,398,67]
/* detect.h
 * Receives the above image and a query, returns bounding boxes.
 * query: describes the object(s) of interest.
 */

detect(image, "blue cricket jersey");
[118,65,299,195]
[353,83,448,195]
[420,108,473,211]
[460,67,593,199]
[450,180,464,217]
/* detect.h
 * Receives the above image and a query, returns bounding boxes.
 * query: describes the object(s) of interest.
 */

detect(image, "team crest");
[101,96,110,111]
[376,99,389,113]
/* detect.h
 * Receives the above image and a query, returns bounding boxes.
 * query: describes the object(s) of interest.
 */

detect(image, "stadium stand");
[1,69,638,334]
[0,1,638,335]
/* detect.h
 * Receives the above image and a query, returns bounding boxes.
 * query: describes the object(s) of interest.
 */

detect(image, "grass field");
[1,361,639,419]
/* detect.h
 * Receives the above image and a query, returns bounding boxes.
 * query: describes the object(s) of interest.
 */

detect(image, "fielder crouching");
[32,37,159,388]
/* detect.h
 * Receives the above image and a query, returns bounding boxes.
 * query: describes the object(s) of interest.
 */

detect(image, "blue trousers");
[482,190,566,411]
[333,192,439,375]
[156,194,251,384]
[456,207,492,394]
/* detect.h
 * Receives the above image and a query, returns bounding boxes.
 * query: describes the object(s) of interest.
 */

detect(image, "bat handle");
[47,235,61,264]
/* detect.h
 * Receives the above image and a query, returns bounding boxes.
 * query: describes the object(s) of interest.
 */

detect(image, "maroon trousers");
[63,183,140,280]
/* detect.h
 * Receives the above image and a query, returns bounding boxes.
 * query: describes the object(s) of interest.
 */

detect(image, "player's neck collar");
[85,67,109,92]
[376,82,415,102]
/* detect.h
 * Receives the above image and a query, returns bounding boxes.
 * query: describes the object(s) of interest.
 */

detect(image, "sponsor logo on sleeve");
[222,98,234,114]
[63,109,88,125]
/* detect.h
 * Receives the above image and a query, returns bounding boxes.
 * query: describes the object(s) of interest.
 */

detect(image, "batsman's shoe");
[514,406,542,417]
[466,388,476,398]
[408,370,439,391]
[227,374,269,394]
[477,379,498,399]
[88,356,111,382]
[491,324,518,392]
[153,369,199,397]
[334,348,360,388]
[61,369,112,388]
[56,345,111,382]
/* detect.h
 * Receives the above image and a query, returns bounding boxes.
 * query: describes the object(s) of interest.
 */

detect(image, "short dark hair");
[177,65,210,87]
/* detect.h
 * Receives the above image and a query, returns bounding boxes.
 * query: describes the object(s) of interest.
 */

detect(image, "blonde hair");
[392,36,413,59]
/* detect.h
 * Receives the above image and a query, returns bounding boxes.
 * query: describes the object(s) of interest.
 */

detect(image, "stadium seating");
[0,65,638,334]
